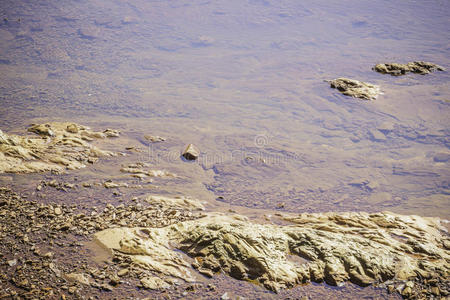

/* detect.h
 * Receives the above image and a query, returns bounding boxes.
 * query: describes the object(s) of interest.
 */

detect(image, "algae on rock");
[95,210,450,293]
[0,122,118,173]
[373,61,445,76]
[328,78,380,100]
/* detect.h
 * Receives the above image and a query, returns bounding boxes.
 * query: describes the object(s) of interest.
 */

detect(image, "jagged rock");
[145,195,205,211]
[182,144,200,160]
[328,78,380,100]
[0,122,118,174]
[373,61,445,76]
[95,211,450,293]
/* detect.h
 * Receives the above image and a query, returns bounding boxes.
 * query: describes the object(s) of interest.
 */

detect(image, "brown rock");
[182,144,200,160]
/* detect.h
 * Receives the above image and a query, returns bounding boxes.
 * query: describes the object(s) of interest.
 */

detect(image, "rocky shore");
[0,123,449,299]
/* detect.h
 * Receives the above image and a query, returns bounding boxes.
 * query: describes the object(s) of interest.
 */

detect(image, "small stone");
[65,273,90,285]
[431,286,440,296]
[276,202,285,209]
[68,286,76,294]
[117,268,129,277]
[7,259,17,266]
[54,207,62,215]
[182,144,199,160]
[221,292,230,300]
[140,276,170,290]
[109,274,120,286]
[401,286,412,297]
[198,268,214,278]
[66,124,79,133]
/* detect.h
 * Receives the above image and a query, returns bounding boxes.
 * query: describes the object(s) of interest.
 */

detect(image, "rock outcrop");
[328,78,380,100]
[373,61,445,76]
[0,122,118,173]
[95,210,450,293]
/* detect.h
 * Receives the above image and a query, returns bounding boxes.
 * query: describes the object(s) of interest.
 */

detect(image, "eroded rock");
[95,211,450,293]
[373,61,445,76]
[328,78,380,100]
[0,122,118,174]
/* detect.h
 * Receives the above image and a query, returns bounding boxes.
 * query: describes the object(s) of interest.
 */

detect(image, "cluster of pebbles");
[0,187,203,299]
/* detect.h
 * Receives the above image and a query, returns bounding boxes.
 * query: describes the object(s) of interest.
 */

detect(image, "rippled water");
[0,0,449,219]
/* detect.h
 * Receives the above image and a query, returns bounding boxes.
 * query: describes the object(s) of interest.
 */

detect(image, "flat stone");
[64,273,91,285]
[140,276,170,290]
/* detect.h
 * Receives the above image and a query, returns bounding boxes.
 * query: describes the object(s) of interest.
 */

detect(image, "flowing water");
[0,0,449,298]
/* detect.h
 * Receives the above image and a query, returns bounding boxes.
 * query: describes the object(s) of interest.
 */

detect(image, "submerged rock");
[328,78,380,100]
[95,210,450,293]
[0,122,118,173]
[373,61,445,76]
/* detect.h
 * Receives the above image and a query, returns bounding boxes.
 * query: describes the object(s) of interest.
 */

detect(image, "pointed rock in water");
[373,61,445,76]
[182,144,199,160]
[328,78,380,100]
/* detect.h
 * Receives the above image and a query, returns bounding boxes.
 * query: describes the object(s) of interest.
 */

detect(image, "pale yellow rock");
[64,273,91,285]
[95,211,449,293]
[140,276,170,290]
[0,123,118,174]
